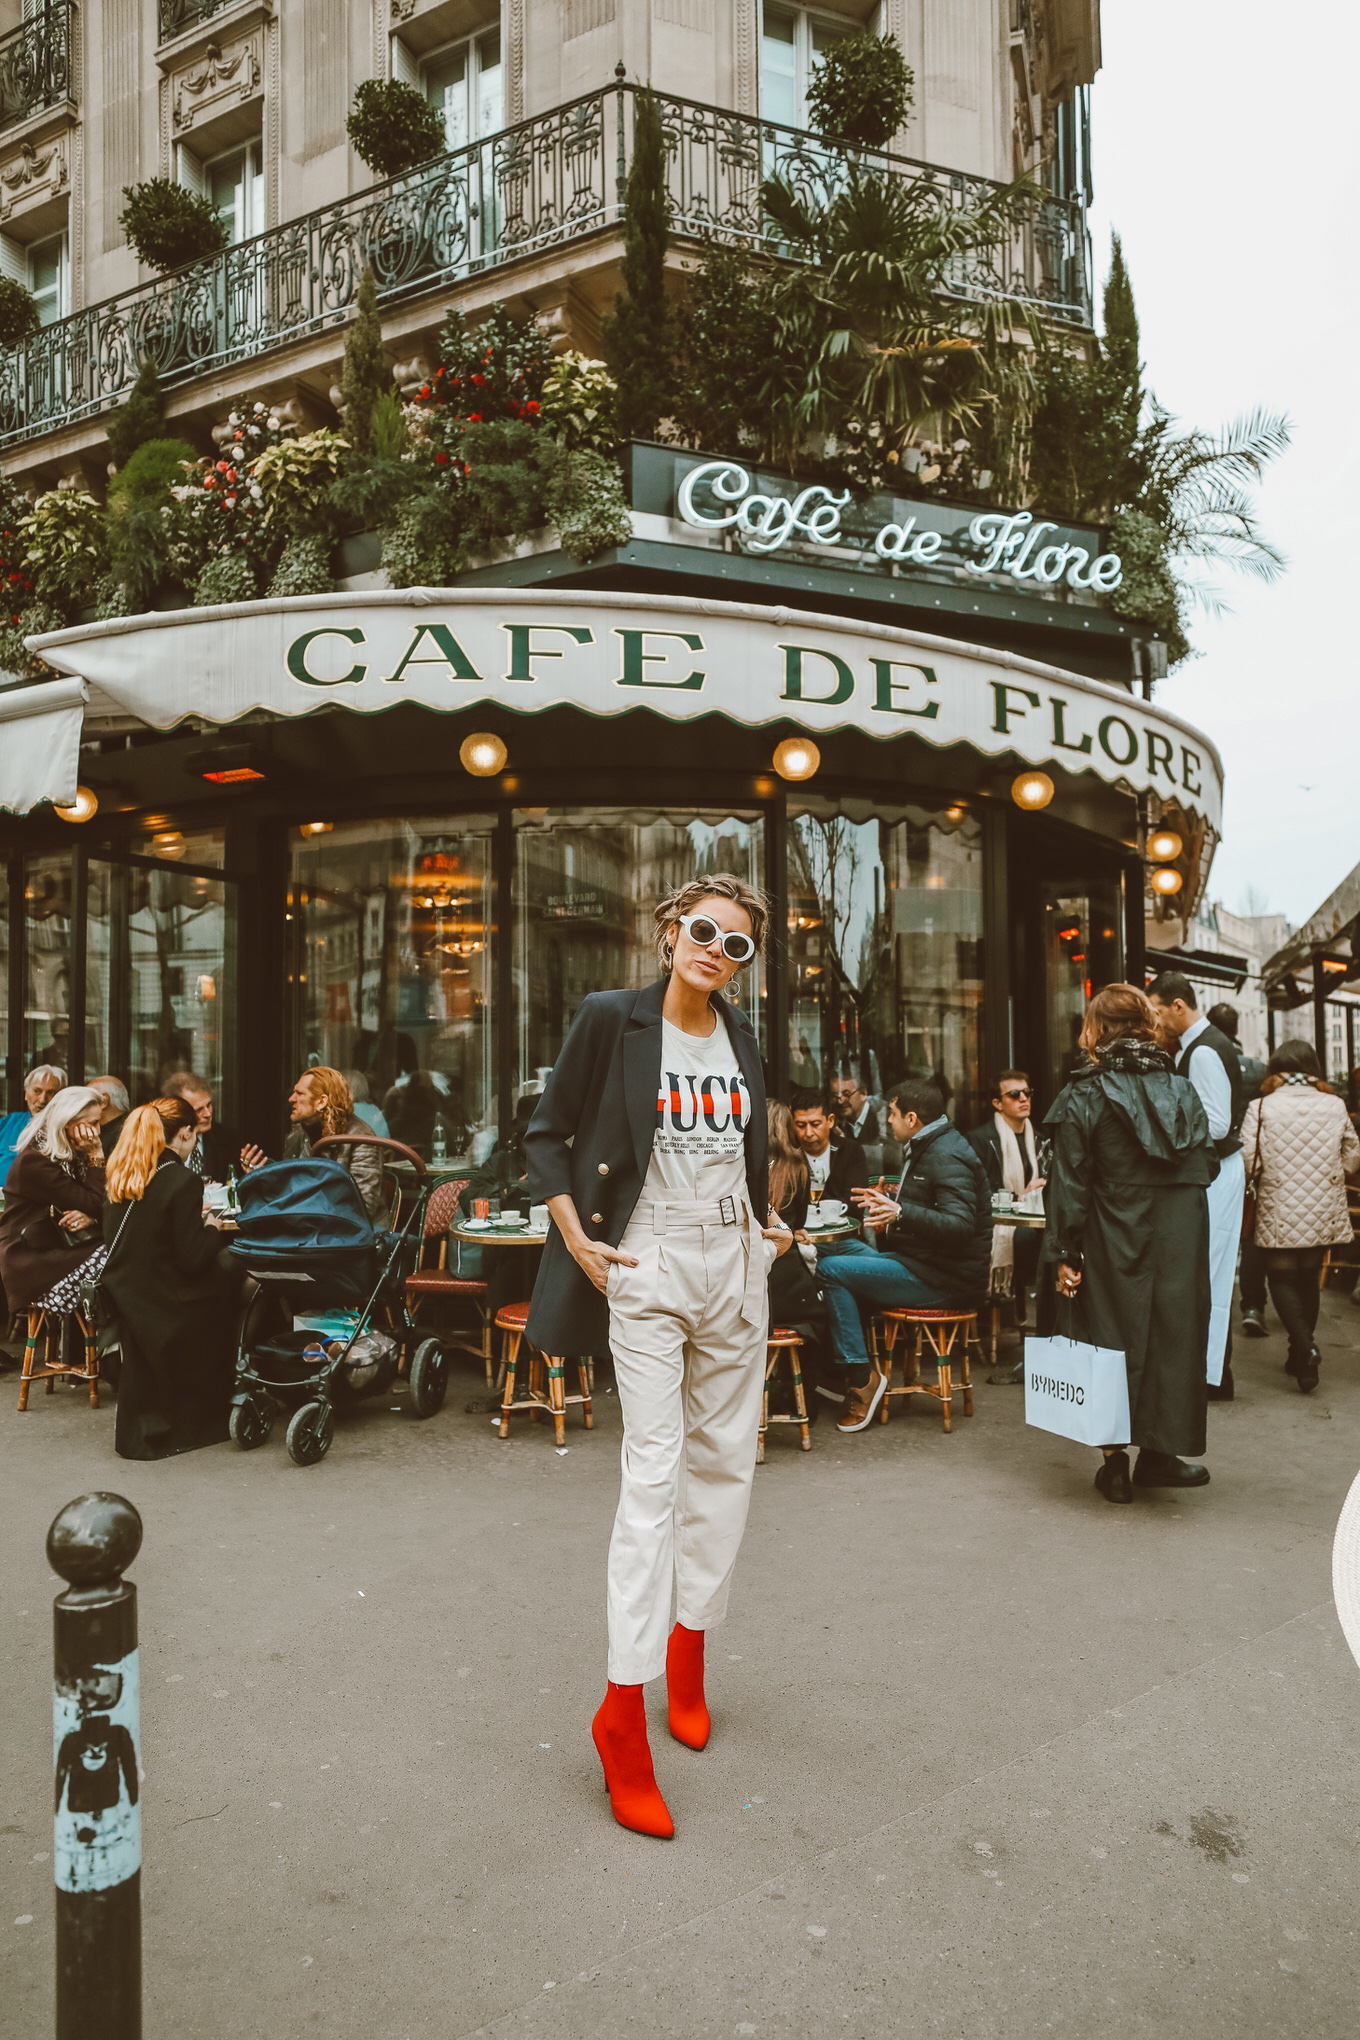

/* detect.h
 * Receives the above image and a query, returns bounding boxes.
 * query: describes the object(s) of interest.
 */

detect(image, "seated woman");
[766,1101,829,1412]
[240,1067,388,1226]
[102,1097,236,1461]
[0,1086,109,1324]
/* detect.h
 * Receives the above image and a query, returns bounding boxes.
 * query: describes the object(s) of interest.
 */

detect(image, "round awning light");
[460,732,507,777]
[1150,866,1184,897]
[773,737,820,781]
[1147,827,1184,862]
[1011,769,1055,811]
[53,784,98,824]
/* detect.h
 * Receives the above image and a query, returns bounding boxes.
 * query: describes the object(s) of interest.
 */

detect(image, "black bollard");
[48,1492,144,2040]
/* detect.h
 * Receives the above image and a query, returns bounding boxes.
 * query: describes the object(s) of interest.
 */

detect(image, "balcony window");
[209,142,265,246]
[28,231,68,327]
[761,5,858,129]
[424,28,503,153]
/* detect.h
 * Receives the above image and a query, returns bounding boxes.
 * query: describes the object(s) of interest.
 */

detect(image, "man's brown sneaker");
[836,1362,886,1432]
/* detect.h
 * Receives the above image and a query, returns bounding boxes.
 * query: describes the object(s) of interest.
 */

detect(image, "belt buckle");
[719,1194,737,1227]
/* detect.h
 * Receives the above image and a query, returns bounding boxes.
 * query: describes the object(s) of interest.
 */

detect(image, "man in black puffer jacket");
[818,1077,992,1432]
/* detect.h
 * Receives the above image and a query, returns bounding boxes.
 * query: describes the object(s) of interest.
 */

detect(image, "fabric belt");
[629,1191,767,1328]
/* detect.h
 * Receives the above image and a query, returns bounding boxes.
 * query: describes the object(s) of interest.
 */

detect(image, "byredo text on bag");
[1025,1334,1130,1448]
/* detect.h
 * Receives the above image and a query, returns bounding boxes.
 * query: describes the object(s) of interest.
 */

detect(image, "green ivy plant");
[805,32,914,150]
[546,450,632,560]
[119,178,226,274]
[0,277,40,350]
[268,534,336,599]
[193,553,258,606]
[346,79,448,179]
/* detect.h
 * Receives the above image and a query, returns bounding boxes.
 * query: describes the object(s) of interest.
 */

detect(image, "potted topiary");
[0,277,41,350]
[119,178,227,274]
[346,78,448,179]
[806,32,914,151]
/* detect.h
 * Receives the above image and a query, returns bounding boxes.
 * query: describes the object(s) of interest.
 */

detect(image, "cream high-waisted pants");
[604,1195,770,1685]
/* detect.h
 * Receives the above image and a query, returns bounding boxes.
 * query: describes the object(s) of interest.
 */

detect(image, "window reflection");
[24,853,71,1075]
[514,809,766,1106]
[787,798,984,1155]
[1043,884,1122,1101]
[128,863,232,1102]
[291,819,494,1164]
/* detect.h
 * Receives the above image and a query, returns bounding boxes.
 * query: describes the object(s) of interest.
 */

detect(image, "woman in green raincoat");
[1039,982,1217,1504]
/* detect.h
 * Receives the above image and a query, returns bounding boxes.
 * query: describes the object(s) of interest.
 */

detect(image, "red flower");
[525,400,540,414]
[419,385,430,398]
[204,477,215,489]
[435,452,449,466]
[472,374,486,387]
[469,412,482,422]
[450,376,460,387]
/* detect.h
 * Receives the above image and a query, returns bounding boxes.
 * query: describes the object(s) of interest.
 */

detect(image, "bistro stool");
[405,1178,494,1385]
[872,1307,982,1434]
[18,1308,100,1412]
[757,1327,810,1464]
[494,1303,593,1446]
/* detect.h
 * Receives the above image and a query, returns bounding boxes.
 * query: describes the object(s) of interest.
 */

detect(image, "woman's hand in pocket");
[574,1240,639,1294]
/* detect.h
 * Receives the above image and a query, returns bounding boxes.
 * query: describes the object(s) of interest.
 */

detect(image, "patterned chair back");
[425,1178,468,1237]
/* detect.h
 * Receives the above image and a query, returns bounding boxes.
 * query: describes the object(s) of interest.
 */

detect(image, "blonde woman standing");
[526,875,791,1838]
[103,1098,235,1460]
[1241,1039,1360,1393]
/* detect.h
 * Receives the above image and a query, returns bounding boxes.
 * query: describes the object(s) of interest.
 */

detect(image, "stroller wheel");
[230,1394,274,1451]
[408,1338,449,1418]
[286,1399,335,1466]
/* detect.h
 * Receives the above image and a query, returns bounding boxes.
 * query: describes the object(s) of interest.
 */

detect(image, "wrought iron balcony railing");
[0,1,76,134]
[0,77,1091,452]
[157,0,235,44]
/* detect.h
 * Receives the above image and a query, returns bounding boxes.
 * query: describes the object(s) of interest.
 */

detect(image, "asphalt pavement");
[4,1293,1360,2040]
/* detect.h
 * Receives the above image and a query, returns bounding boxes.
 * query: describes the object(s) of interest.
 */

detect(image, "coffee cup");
[819,1199,846,1221]
[530,1204,550,1229]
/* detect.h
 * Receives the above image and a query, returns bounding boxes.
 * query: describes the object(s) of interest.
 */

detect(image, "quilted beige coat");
[1241,1082,1360,1249]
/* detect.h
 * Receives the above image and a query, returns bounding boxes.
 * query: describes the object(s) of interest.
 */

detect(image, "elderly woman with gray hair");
[0,1087,109,1316]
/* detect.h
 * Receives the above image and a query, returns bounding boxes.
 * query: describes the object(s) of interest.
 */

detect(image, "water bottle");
[226,1163,239,1218]
[431,1116,447,1165]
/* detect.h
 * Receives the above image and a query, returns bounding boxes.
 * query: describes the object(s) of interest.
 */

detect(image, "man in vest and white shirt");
[1149,970,1246,1401]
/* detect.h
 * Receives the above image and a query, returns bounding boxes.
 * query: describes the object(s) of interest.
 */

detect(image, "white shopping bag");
[1025,1335,1130,1448]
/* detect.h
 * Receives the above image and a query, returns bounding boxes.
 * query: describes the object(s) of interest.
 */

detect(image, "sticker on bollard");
[48,1491,144,2040]
[54,1645,140,1893]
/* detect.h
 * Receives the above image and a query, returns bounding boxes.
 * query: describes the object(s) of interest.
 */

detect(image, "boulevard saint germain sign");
[31,589,1221,828]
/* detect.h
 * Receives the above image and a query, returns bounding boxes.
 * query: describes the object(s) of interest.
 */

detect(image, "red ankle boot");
[592,1682,674,1837]
[666,1623,711,1750]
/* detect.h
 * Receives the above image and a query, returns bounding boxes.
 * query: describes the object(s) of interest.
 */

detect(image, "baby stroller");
[227,1133,447,1466]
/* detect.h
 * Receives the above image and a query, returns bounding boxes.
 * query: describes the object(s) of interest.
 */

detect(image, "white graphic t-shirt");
[646,1016,750,1200]
[807,1144,832,1193]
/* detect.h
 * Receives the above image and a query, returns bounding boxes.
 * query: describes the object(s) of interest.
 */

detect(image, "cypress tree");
[602,89,673,440]
[339,266,388,456]
[106,359,163,471]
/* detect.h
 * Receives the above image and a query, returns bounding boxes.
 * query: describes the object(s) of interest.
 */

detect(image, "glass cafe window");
[1042,883,1122,1103]
[24,852,72,1075]
[291,819,495,1164]
[787,799,984,1162]
[514,809,766,1110]
[127,865,232,1103]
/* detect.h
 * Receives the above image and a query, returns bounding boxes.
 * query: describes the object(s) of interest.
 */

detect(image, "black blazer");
[817,1130,869,1205]
[524,977,768,1355]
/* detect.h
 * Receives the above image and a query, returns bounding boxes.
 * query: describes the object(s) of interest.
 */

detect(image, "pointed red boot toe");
[592,1682,674,1838]
[666,1623,711,1750]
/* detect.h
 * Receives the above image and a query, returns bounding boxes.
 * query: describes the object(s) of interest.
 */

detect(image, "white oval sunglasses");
[677,912,756,964]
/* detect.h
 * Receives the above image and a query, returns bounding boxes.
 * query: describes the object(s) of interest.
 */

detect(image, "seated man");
[967,1069,1044,1363]
[818,1078,992,1433]
[162,1071,255,1185]
[791,1087,869,1212]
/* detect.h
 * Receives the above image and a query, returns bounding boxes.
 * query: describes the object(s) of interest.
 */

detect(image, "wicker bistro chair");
[756,1326,810,1463]
[17,1307,100,1411]
[871,1306,983,1434]
[493,1302,593,1446]
[403,1178,495,1385]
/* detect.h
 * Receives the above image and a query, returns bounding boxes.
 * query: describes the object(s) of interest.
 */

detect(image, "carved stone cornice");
[0,132,68,223]
[171,30,264,132]
[390,0,419,19]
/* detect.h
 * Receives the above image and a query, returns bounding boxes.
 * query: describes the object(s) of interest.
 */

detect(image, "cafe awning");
[28,589,1224,831]
[0,675,88,814]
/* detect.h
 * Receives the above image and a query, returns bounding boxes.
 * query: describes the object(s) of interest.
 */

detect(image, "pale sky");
[1089,0,1360,928]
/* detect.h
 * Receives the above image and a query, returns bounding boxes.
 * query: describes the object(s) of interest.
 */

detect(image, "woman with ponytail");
[103,1097,236,1460]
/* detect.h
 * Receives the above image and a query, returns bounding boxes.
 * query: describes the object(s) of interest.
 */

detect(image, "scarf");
[989,1112,1039,1286]
[1093,1036,1173,1077]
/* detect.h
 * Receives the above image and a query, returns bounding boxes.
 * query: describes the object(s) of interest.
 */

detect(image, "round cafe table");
[991,1208,1046,1229]
[451,1222,550,1247]
[801,1217,860,1245]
